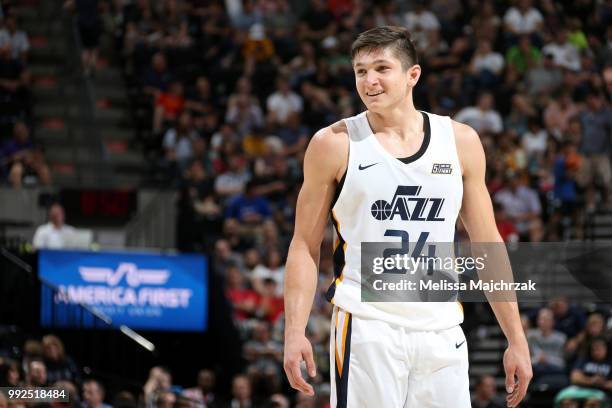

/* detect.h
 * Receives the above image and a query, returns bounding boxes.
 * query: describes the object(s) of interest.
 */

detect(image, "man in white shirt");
[494,176,544,241]
[503,0,543,36]
[542,29,581,71]
[32,203,75,249]
[454,92,503,134]
[0,15,29,62]
[266,77,303,126]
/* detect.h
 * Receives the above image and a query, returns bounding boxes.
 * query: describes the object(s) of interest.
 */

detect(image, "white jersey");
[326,110,464,331]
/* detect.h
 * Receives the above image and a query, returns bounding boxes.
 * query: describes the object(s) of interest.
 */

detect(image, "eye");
[356,69,366,75]
[377,66,389,72]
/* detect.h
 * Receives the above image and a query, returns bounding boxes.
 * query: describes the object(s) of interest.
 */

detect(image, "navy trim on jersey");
[335,313,352,408]
[326,213,346,302]
[331,169,347,209]
[399,111,431,164]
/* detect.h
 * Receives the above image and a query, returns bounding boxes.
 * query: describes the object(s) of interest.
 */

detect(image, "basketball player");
[283,26,532,407]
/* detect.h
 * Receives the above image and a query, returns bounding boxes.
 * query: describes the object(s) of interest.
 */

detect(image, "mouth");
[367,91,384,97]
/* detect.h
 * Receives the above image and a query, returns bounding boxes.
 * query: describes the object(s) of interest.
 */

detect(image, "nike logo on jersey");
[455,340,465,349]
[359,162,379,170]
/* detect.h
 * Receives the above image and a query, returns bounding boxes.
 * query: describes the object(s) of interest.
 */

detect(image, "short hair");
[351,26,418,70]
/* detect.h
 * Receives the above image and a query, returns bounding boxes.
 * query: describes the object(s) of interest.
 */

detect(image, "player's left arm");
[453,120,532,408]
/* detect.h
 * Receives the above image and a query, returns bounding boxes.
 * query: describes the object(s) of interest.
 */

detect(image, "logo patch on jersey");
[359,162,379,171]
[370,185,446,222]
[432,163,452,174]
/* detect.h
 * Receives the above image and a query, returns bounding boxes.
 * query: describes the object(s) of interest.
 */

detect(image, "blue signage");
[39,250,207,332]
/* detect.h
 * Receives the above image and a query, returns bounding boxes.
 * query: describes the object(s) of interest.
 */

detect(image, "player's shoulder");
[450,120,485,176]
[450,120,481,150]
[307,119,349,154]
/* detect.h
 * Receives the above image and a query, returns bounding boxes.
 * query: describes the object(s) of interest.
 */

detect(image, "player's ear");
[407,64,421,87]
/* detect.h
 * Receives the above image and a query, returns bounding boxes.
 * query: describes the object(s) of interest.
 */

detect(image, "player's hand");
[283,330,316,396]
[503,340,533,407]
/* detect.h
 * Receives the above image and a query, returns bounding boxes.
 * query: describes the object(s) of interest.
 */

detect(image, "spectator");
[224,181,272,225]
[0,15,29,62]
[472,375,505,408]
[82,379,112,408]
[0,121,51,188]
[522,116,549,161]
[454,92,503,134]
[505,35,541,75]
[214,155,250,199]
[525,52,563,97]
[549,297,587,340]
[255,278,284,324]
[468,39,505,88]
[230,374,252,408]
[0,391,6,408]
[528,308,568,387]
[543,29,581,71]
[298,0,335,42]
[266,76,303,127]
[42,335,80,384]
[577,90,611,209]
[153,81,185,133]
[182,369,223,408]
[213,239,244,274]
[155,391,175,408]
[502,0,543,39]
[162,111,199,171]
[403,1,440,52]
[143,53,173,97]
[570,338,612,392]
[0,359,21,387]
[494,175,544,241]
[142,367,171,408]
[64,0,101,76]
[32,203,76,249]
[225,263,259,322]
[251,248,284,295]
[494,201,519,243]
[544,90,581,139]
[226,93,265,137]
[26,358,47,387]
[566,313,607,361]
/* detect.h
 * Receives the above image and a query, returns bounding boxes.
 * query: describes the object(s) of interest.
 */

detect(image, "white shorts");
[330,306,471,408]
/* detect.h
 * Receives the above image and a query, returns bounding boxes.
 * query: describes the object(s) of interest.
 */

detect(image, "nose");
[365,70,379,85]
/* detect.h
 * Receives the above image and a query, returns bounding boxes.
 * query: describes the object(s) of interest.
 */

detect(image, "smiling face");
[353,47,420,113]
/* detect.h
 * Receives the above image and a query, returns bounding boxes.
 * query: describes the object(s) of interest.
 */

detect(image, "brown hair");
[351,26,418,70]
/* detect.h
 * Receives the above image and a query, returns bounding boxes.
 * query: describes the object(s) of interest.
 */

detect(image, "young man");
[283,26,532,407]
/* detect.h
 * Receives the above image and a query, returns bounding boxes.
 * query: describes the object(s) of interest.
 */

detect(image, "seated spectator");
[182,369,224,408]
[162,111,199,171]
[525,52,563,97]
[266,76,303,127]
[542,29,581,71]
[225,264,259,322]
[213,240,244,275]
[468,39,504,89]
[214,155,250,199]
[32,203,76,249]
[242,126,269,158]
[494,175,544,241]
[528,308,567,387]
[454,92,503,134]
[229,375,252,408]
[226,93,264,137]
[26,358,48,387]
[142,366,172,408]
[276,113,309,157]
[403,1,440,52]
[472,375,504,408]
[82,379,112,408]
[566,313,607,361]
[251,248,284,295]
[297,0,335,42]
[577,90,611,209]
[549,297,587,340]
[155,391,175,408]
[494,202,519,243]
[553,141,581,222]
[153,81,185,132]
[554,385,609,408]
[255,278,284,324]
[0,121,51,188]
[224,181,272,225]
[0,15,29,62]
[505,35,541,75]
[570,338,612,393]
[142,52,173,97]
[185,76,216,129]
[502,0,543,40]
[0,359,21,387]
[243,322,283,371]
[544,90,581,140]
[522,117,549,161]
[222,218,253,252]
[42,334,80,384]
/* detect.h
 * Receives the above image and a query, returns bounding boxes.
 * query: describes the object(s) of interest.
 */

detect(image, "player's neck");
[366,103,422,141]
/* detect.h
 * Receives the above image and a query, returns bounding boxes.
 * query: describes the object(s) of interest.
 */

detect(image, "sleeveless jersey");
[326,110,464,330]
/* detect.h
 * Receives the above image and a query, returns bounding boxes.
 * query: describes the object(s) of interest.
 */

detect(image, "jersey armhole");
[330,125,351,209]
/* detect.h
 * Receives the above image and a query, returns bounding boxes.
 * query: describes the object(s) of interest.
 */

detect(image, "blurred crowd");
[0,5,51,188]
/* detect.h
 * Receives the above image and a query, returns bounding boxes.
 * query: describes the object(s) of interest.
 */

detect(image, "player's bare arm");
[454,120,533,408]
[283,122,348,396]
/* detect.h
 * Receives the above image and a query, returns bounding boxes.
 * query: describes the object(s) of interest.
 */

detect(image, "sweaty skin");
[283,47,532,407]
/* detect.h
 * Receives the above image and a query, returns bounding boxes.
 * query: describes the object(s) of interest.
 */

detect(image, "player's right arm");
[284,123,347,396]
